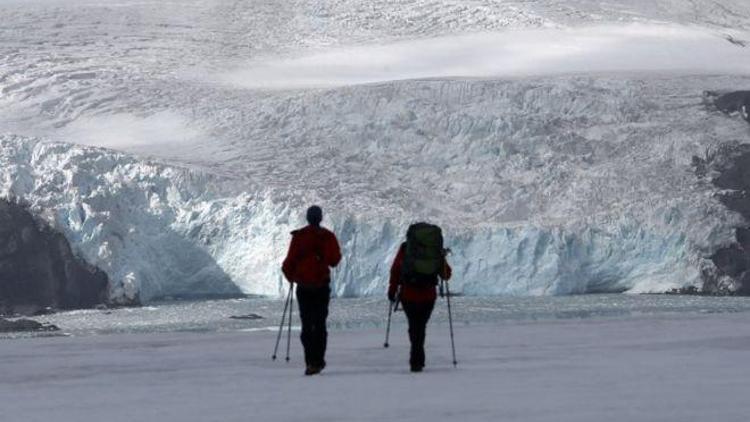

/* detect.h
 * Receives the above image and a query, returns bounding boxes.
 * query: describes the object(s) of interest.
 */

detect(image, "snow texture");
[2,314,750,422]
[2,1,750,301]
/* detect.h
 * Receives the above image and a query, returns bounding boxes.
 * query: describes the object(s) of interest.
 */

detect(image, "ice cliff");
[0,90,746,303]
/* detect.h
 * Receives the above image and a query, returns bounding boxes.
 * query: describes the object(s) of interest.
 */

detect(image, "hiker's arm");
[441,260,452,281]
[388,246,404,300]
[281,234,300,282]
[326,233,342,268]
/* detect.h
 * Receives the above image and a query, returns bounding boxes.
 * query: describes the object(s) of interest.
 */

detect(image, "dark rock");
[700,139,750,295]
[713,90,750,117]
[739,272,750,295]
[711,245,749,277]
[725,36,748,48]
[737,228,750,251]
[229,313,263,320]
[666,286,702,295]
[32,307,57,316]
[719,194,750,221]
[7,304,53,317]
[713,149,750,195]
[0,199,109,311]
[0,318,59,333]
[0,301,13,317]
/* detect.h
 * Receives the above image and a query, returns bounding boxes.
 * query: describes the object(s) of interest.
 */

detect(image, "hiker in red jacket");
[388,232,452,372]
[282,205,341,375]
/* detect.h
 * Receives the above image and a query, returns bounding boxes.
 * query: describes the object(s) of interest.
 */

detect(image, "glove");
[387,289,396,303]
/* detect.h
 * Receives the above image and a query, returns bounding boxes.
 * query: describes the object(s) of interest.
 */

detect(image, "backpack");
[401,222,445,286]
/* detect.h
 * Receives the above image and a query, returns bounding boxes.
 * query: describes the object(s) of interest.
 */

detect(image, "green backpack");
[401,222,445,286]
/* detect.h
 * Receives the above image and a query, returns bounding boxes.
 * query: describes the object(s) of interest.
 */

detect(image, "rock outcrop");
[707,145,750,294]
[712,90,750,122]
[701,92,750,294]
[0,318,59,333]
[0,199,109,313]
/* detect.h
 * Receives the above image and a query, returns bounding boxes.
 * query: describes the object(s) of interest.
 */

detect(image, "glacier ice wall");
[0,136,287,302]
[0,127,743,302]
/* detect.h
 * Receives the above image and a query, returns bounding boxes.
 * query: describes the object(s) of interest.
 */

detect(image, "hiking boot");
[410,365,423,373]
[305,365,322,376]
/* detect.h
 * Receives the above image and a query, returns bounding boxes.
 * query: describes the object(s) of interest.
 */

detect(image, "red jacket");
[388,244,452,303]
[282,225,342,287]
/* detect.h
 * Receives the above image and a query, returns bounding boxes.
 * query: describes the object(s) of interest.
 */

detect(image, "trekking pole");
[443,279,458,367]
[384,289,400,348]
[285,282,294,362]
[272,284,293,361]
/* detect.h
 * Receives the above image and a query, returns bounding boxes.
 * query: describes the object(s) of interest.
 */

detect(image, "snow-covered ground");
[2,0,750,301]
[2,313,750,422]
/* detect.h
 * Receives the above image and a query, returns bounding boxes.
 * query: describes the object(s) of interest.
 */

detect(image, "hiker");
[282,205,342,375]
[388,223,452,372]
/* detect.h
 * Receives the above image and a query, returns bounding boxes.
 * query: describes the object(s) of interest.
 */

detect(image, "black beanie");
[306,205,323,226]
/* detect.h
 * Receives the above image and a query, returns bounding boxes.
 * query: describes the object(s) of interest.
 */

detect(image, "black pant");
[401,300,435,369]
[296,285,330,367]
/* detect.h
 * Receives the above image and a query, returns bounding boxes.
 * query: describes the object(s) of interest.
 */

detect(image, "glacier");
[2,0,750,302]
[0,132,729,301]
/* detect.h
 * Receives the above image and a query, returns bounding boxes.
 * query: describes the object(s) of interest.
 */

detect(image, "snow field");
[2,314,750,422]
